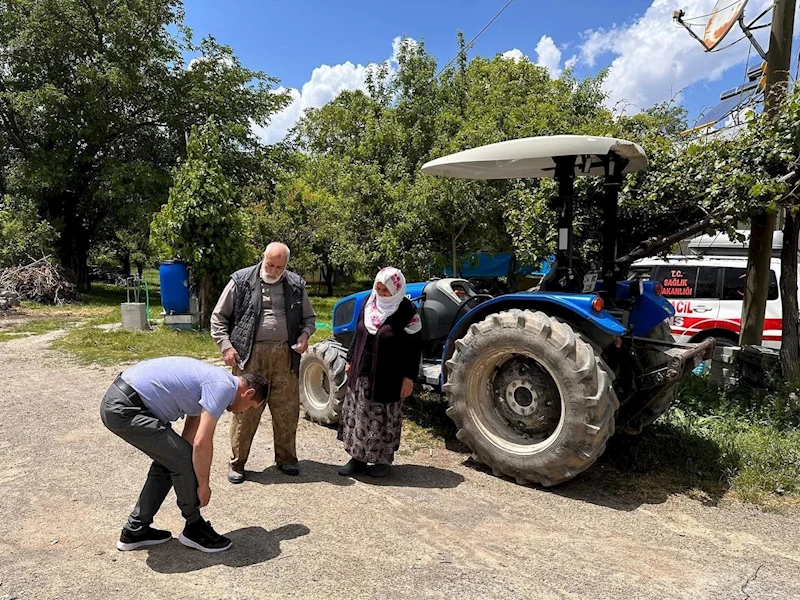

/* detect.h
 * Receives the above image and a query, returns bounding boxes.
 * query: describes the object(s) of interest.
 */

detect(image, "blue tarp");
[443,253,553,278]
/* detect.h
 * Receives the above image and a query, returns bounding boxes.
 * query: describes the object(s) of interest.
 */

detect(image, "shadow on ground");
[248,460,464,490]
[146,524,310,573]
[462,421,733,511]
[246,460,355,487]
[349,463,465,488]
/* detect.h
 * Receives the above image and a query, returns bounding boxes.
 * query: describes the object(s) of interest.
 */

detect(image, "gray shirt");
[258,279,289,342]
[122,356,238,423]
[210,273,317,353]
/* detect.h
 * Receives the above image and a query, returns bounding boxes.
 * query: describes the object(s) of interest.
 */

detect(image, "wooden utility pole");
[739,0,796,347]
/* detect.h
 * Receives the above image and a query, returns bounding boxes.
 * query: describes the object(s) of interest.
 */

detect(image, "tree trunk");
[451,222,467,277]
[322,263,335,297]
[781,209,800,380]
[58,226,91,292]
[451,233,458,277]
[740,210,776,346]
[198,275,213,329]
[121,252,131,277]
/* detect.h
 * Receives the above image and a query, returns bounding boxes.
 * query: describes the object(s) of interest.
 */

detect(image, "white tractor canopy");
[421,135,647,180]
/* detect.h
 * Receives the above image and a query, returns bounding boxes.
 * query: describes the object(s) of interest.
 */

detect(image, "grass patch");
[308,294,338,345]
[0,317,79,342]
[595,374,800,507]
[401,390,459,454]
[52,324,218,365]
[38,279,341,364]
[17,278,164,321]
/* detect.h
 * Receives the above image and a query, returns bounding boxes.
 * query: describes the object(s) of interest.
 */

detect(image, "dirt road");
[0,331,798,600]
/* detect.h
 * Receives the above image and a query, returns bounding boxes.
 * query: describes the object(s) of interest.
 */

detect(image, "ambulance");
[630,231,785,349]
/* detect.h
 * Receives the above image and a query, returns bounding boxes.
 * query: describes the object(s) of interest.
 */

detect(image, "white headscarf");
[364,267,422,335]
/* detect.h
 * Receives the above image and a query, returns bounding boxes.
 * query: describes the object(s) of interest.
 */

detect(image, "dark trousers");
[100,382,201,530]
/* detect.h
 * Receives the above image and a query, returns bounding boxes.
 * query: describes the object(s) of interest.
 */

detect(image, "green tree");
[0,0,289,290]
[292,41,617,279]
[0,195,56,267]
[245,170,364,295]
[150,121,252,326]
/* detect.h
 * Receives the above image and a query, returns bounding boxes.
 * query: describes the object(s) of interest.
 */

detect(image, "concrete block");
[714,354,737,364]
[121,303,148,331]
[713,346,740,357]
[711,366,738,378]
[164,313,199,330]
[711,372,739,387]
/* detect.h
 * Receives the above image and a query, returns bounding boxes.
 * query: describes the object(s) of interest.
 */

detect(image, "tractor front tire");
[299,340,348,425]
[444,309,618,487]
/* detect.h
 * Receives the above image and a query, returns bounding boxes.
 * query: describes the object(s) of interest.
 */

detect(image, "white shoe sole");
[178,533,232,553]
[116,536,171,551]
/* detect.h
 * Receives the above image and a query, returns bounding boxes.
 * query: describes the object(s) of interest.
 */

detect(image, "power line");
[435,0,517,78]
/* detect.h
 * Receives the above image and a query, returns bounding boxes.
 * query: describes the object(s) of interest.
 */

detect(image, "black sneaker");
[178,519,232,553]
[116,525,172,551]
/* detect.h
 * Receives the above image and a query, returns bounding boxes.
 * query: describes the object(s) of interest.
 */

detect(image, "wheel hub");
[505,379,538,416]
[492,356,561,439]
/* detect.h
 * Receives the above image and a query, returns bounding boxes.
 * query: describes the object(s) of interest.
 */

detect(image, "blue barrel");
[159,260,190,314]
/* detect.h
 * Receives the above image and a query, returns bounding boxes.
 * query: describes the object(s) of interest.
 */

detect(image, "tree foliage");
[0,0,289,289]
[150,121,252,325]
[290,40,619,280]
[0,194,56,267]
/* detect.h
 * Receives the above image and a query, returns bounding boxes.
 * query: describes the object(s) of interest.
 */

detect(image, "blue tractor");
[299,135,715,486]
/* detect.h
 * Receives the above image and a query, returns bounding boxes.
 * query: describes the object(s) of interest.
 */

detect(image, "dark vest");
[348,298,422,403]
[228,262,305,373]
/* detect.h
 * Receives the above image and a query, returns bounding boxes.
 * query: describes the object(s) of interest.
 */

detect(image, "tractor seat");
[420,278,490,341]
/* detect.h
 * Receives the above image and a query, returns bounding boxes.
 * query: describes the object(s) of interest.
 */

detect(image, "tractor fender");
[441,293,626,384]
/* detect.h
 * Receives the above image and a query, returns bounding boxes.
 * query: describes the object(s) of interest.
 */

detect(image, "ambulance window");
[627,267,652,282]
[695,267,719,298]
[722,268,779,301]
[654,266,698,298]
[769,271,780,300]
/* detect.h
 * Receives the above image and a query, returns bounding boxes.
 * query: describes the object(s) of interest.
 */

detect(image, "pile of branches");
[0,257,80,305]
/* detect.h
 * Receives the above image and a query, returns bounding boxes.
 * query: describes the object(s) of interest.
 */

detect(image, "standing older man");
[211,242,316,482]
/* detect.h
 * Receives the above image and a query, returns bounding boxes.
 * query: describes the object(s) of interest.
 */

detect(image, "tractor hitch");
[633,336,715,390]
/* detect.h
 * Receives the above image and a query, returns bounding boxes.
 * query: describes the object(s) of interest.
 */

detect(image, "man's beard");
[261,264,284,284]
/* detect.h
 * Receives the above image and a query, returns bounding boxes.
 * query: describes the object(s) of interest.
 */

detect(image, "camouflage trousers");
[230,341,299,469]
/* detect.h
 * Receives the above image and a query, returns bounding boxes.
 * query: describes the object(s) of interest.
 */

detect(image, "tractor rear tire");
[299,340,348,425]
[444,309,618,487]
[620,322,678,435]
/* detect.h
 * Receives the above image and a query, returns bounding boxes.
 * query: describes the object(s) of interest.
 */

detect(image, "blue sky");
[183,0,782,142]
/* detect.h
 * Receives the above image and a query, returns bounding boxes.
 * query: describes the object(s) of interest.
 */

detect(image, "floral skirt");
[337,376,403,465]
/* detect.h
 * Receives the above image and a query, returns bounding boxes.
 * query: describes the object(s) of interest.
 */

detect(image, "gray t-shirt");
[122,357,238,423]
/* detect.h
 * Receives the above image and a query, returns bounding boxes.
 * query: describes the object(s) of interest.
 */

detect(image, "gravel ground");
[0,331,798,600]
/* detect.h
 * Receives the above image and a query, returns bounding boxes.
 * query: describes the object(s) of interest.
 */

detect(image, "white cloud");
[577,0,773,113]
[501,48,528,62]
[258,37,412,144]
[579,28,619,68]
[534,35,563,77]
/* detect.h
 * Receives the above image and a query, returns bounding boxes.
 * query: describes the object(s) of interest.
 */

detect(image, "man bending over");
[100,356,268,553]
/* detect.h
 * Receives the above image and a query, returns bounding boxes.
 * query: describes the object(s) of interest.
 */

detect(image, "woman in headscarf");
[337,267,423,477]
